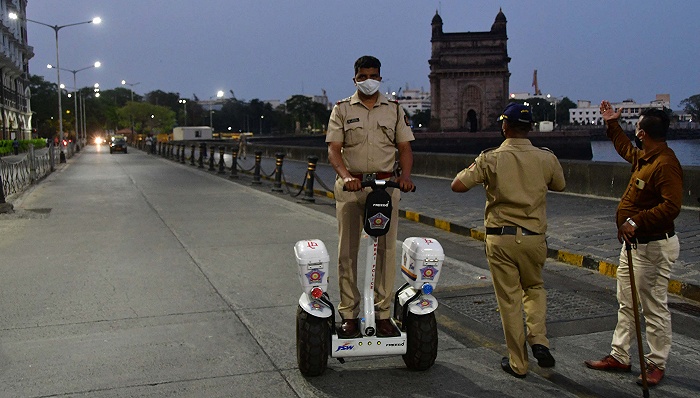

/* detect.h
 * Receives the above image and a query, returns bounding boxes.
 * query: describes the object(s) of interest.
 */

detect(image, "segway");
[295,179,444,376]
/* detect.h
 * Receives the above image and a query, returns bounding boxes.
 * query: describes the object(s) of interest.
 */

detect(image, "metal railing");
[0,144,54,203]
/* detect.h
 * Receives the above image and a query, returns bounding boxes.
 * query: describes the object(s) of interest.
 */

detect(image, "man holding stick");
[585,101,683,387]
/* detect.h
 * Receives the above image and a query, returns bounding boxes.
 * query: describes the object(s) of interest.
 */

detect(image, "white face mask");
[356,79,381,95]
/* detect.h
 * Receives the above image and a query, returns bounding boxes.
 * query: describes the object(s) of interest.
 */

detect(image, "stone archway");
[466,109,478,132]
[461,85,482,131]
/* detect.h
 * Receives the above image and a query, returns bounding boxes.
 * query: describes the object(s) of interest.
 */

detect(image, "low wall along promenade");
[247,143,700,209]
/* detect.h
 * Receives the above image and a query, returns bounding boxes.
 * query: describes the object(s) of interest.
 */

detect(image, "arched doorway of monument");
[466,109,478,132]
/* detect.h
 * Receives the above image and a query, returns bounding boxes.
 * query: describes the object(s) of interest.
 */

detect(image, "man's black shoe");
[532,344,556,367]
[376,319,400,337]
[337,318,361,338]
[501,357,526,378]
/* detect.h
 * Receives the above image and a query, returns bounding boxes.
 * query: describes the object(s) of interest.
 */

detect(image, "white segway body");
[396,237,445,316]
[295,239,333,318]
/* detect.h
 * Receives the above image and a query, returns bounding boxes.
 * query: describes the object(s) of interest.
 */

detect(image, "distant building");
[393,85,430,116]
[569,94,671,127]
[1,0,34,140]
[429,9,510,132]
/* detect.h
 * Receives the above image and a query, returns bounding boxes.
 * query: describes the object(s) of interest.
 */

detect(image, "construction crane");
[532,69,542,95]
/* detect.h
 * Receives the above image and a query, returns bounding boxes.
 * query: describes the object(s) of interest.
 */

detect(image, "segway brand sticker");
[420,266,438,280]
[307,241,319,249]
[368,213,390,230]
[336,342,355,352]
[305,270,325,284]
[416,298,434,309]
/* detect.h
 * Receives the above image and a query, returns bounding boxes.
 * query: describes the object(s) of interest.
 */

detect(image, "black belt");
[633,232,675,244]
[485,226,541,236]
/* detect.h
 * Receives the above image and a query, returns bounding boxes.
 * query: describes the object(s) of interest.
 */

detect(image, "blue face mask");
[356,79,380,95]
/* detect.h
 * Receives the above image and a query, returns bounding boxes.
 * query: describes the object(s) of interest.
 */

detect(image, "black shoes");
[532,344,556,368]
[376,319,400,337]
[337,318,360,338]
[501,357,527,378]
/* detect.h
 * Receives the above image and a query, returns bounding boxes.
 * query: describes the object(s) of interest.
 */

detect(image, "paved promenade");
[1,145,698,397]
[235,152,700,303]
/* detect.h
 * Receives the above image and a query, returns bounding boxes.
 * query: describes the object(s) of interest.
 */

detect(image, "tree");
[285,95,331,134]
[117,102,176,135]
[556,97,576,126]
[411,109,430,130]
[680,94,700,122]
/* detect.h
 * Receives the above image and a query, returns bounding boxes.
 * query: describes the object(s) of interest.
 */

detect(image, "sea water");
[591,139,700,166]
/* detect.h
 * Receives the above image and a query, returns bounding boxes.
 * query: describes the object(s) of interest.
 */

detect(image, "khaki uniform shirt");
[607,120,683,235]
[455,138,566,234]
[325,92,414,173]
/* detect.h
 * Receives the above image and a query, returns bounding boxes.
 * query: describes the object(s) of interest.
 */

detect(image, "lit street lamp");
[121,80,141,140]
[179,99,187,126]
[9,11,101,163]
[210,90,224,129]
[48,61,101,148]
[259,115,264,135]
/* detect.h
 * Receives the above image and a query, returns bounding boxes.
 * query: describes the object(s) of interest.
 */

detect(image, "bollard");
[198,143,205,168]
[252,151,263,185]
[180,144,186,163]
[272,152,285,192]
[208,145,216,171]
[218,146,226,174]
[190,144,196,166]
[174,144,179,161]
[157,142,162,156]
[229,148,239,179]
[302,155,319,202]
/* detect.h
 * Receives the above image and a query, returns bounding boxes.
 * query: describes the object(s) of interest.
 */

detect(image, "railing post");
[29,144,36,183]
[208,145,216,171]
[252,151,263,185]
[190,144,196,166]
[198,143,205,168]
[229,148,239,179]
[180,144,186,163]
[218,146,226,174]
[49,141,55,172]
[302,155,318,202]
[272,152,285,192]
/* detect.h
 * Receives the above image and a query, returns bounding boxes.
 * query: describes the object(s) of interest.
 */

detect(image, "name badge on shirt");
[635,178,646,190]
[347,118,360,124]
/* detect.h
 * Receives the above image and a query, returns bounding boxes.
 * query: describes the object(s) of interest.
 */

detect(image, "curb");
[160,151,700,305]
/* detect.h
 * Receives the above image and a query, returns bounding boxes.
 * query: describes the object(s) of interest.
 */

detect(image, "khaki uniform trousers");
[611,235,678,370]
[334,177,401,320]
[485,231,549,375]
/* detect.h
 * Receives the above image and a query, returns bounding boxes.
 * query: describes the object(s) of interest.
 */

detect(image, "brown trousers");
[334,177,400,320]
[485,230,549,374]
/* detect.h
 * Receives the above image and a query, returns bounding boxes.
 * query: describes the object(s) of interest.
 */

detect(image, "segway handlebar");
[343,179,416,192]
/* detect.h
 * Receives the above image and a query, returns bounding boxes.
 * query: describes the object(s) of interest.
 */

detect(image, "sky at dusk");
[24,0,700,108]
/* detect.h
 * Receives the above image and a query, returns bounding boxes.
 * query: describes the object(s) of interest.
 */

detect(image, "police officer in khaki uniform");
[451,103,565,378]
[326,55,415,338]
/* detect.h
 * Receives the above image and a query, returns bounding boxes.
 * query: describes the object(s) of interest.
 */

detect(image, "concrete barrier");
[247,143,700,208]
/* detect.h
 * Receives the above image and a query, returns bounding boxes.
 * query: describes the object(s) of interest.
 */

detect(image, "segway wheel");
[296,305,329,376]
[402,312,438,370]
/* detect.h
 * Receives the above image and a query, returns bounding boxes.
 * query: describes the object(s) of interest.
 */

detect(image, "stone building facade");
[1,0,33,140]
[429,9,510,132]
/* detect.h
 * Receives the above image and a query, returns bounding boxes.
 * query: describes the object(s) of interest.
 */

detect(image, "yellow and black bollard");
[198,143,205,168]
[272,152,285,192]
[208,145,216,171]
[190,144,196,166]
[218,146,226,174]
[252,151,263,185]
[229,149,239,179]
[302,155,319,202]
[180,144,186,163]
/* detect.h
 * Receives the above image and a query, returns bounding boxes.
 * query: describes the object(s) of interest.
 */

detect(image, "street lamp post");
[121,80,140,141]
[48,61,101,148]
[9,12,100,163]
[259,115,264,135]
[209,91,224,129]
[179,99,187,126]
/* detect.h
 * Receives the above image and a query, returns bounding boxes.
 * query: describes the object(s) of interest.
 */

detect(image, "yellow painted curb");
[558,251,584,267]
[599,261,618,278]
[668,280,682,295]
[435,219,451,232]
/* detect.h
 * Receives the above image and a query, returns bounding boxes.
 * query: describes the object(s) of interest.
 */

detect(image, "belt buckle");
[363,173,377,182]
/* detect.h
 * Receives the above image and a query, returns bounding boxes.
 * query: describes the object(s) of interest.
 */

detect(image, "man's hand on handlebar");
[342,177,363,192]
[396,175,415,193]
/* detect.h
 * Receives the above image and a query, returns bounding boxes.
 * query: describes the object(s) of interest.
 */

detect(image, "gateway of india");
[429,9,510,132]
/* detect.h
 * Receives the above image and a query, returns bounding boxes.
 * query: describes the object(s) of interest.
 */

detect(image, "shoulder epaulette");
[481,146,498,154]
[388,99,399,104]
[538,146,554,153]
[336,96,352,105]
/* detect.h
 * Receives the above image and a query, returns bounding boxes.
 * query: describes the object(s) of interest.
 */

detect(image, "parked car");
[109,137,127,154]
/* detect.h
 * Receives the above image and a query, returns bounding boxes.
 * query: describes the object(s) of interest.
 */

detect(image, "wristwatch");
[626,217,638,228]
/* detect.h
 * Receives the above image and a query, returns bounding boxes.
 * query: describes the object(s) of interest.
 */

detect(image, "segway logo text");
[336,342,355,352]
[385,342,405,347]
[373,201,390,207]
